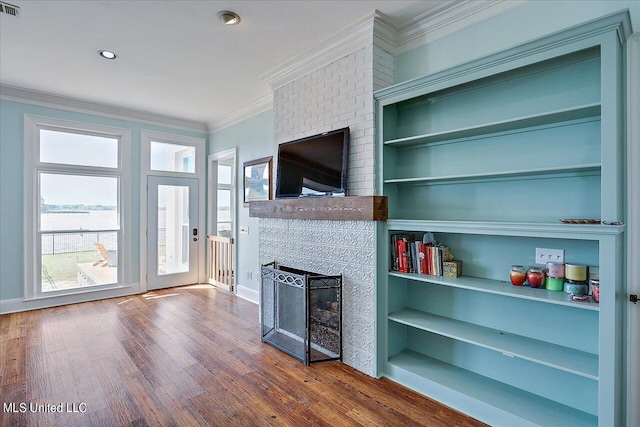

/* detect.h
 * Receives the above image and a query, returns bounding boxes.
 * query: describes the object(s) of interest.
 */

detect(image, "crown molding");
[262,2,527,91]
[0,85,208,133]
[206,91,273,133]
[260,11,379,90]
[372,12,399,55]
[394,0,530,55]
[374,0,530,56]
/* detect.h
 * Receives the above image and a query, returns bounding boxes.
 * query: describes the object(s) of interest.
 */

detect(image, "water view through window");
[40,174,119,292]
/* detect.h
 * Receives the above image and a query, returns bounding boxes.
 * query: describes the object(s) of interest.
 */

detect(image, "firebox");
[260,262,342,365]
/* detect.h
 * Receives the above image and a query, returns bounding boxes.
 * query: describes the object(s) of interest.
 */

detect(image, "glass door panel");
[148,176,198,289]
[157,184,191,275]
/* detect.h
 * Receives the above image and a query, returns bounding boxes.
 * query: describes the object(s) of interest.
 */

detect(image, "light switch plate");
[240,226,249,234]
[535,248,564,265]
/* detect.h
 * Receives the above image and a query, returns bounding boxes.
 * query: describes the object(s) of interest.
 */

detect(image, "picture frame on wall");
[243,156,272,206]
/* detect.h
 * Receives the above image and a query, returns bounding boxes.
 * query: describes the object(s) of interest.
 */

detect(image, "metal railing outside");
[41,230,118,255]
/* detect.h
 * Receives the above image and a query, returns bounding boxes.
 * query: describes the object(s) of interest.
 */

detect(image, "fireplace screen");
[261,262,342,365]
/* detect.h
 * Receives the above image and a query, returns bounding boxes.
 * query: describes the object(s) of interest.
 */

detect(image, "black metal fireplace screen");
[261,262,342,365]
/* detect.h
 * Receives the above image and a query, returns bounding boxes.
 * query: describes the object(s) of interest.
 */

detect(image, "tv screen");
[275,127,349,198]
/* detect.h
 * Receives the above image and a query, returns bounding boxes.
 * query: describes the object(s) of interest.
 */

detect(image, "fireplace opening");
[260,262,342,365]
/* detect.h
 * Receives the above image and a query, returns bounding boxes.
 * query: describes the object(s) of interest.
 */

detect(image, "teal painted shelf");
[383,103,601,148]
[386,219,624,240]
[389,308,598,379]
[386,350,597,427]
[388,272,600,311]
[384,163,601,186]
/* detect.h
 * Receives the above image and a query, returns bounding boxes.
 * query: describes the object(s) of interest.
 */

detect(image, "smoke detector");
[0,1,19,17]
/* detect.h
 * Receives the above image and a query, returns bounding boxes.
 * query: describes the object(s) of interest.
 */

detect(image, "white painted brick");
[269,42,392,374]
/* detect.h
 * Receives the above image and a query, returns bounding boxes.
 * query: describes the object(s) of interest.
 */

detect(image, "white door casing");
[140,130,206,292]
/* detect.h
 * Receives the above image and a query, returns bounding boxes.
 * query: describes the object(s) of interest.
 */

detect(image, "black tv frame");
[275,127,349,199]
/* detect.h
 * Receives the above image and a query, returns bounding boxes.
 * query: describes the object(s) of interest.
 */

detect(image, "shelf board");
[384,163,600,186]
[388,272,600,311]
[386,219,624,240]
[386,350,597,427]
[249,196,388,221]
[389,308,598,379]
[383,103,601,148]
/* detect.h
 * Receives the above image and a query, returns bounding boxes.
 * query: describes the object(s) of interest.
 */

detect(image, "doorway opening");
[141,130,205,292]
[208,149,236,292]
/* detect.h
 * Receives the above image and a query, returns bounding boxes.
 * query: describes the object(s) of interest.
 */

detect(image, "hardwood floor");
[0,285,486,427]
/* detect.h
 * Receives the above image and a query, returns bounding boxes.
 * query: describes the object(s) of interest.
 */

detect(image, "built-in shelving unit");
[375,13,630,427]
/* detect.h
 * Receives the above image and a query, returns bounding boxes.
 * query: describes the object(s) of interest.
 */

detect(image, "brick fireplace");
[257,38,394,376]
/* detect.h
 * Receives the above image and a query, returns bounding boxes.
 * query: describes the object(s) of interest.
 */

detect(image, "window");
[40,129,118,168]
[216,161,233,237]
[150,141,196,173]
[24,116,131,299]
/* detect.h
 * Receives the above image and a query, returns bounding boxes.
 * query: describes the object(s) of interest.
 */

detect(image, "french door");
[147,176,199,289]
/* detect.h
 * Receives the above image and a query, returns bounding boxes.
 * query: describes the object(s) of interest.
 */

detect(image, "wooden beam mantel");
[249,196,388,221]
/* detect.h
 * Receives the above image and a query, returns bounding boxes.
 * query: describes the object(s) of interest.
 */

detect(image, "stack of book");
[390,233,461,278]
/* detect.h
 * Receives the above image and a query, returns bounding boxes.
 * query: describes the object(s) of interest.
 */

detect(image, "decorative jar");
[510,265,527,286]
[527,267,545,288]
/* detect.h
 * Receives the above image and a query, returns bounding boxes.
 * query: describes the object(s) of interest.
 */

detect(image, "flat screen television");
[275,127,349,198]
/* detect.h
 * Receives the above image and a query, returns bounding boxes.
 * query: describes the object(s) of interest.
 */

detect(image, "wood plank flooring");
[0,285,486,427]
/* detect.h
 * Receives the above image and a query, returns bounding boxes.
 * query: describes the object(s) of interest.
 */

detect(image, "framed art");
[243,156,272,206]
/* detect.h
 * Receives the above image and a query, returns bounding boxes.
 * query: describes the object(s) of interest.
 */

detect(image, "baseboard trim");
[0,283,141,314]
[236,284,259,305]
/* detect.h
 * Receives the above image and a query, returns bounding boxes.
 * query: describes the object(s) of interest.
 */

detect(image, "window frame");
[23,115,131,300]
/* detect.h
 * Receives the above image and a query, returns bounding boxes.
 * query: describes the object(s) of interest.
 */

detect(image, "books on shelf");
[391,233,461,277]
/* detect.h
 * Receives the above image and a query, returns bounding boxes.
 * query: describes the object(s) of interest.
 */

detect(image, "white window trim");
[23,115,132,301]
[140,130,206,292]
[208,148,237,236]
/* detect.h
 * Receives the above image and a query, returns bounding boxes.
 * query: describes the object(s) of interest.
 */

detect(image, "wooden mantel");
[249,196,388,221]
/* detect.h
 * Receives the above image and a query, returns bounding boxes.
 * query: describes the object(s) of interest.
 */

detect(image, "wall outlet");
[246,271,252,280]
[240,226,249,235]
[535,248,564,265]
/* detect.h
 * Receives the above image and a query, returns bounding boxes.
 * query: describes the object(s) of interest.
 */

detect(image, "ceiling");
[0,0,458,130]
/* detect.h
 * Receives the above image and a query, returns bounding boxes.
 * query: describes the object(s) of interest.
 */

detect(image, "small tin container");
[564,280,589,296]
[590,279,600,303]
[565,264,588,282]
[546,262,565,278]
[546,277,565,292]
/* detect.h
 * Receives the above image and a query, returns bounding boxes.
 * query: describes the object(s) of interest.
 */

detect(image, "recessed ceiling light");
[98,50,117,60]
[217,10,240,26]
